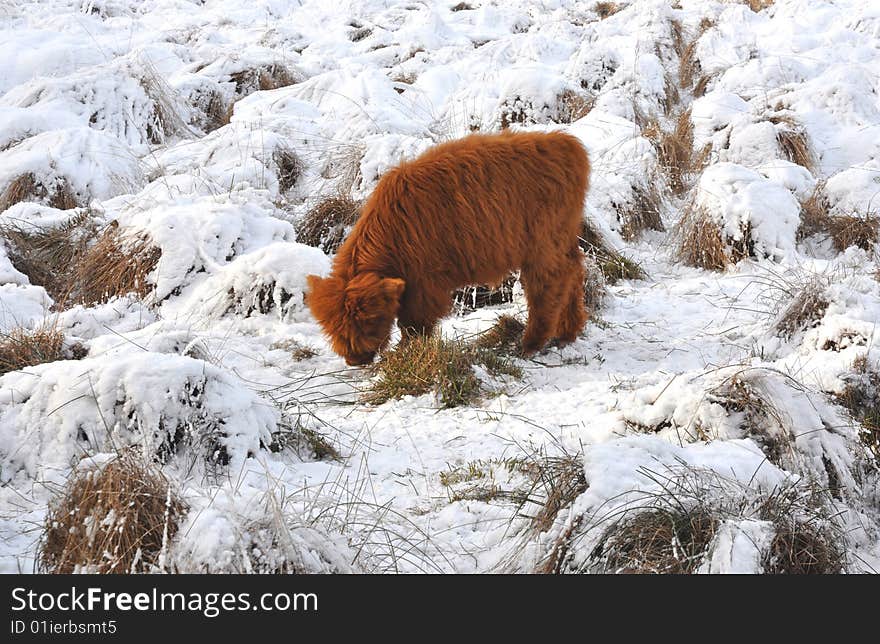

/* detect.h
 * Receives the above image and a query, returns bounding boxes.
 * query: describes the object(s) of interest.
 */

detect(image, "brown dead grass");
[295,194,362,254]
[270,338,320,362]
[797,183,879,252]
[763,520,842,574]
[71,222,161,306]
[472,314,525,354]
[676,205,753,270]
[365,331,523,408]
[594,2,621,19]
[557,89,594,124]
[775,280,829,339]
[798,182,831,240]
[677,19,714,91]
[590,508,718,574]
[273,146,305,194]
[364,334,482,408]
[768,114,815,171]
[0,173,79,213]
[582,257,605,315]
[526,454,589,538]
[618,183,664,240]
[320,144,366,193]
[712,374,789,465]
[202,89,231,132]
[835,355,880,460]
[580,219,646,283]
[744,0,775,12]
[139,65,190,144]
[827,214,879,253]
[676,206,730,270]
[537,465,844,575]
[643,110,710,196]
[0,325,66,375]
[0,212,97,303]
[39,452,186,574]
[230,63,299,97]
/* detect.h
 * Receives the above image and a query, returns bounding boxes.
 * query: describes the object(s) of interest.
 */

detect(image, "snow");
[1,0,879,574]
[694,162,802,260]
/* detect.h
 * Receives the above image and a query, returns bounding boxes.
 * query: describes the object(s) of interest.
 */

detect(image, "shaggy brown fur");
[308,130,591,365]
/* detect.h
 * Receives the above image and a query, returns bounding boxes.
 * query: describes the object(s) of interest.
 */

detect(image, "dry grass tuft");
[230,63,299,97]
[677,19,714,91]
[268,413,341,462]
[270,338,320,361]
[775,280,829,339]
[139,65,190,144]
[745,0,775,12]
[364,334,482,408]
[0,212,97,303]
[201,88,231,132]
[39,452,186,574]
[827,213,879,253]
[797,183,879,251]
[798,182,831,240]
[712,375,788,465]
[365,330,523,408]
[693,73,714,98]
[71,222,161,306]
[536,466,844,575]
[295,194,362,254]
[391,71,418,93]
[320,144,366,193]
[763,519,841,574]
[590,508,718,574]
[0,325,67,375]
[0,173,79,213]
[643,111,709,196]
[618,183,664,240]
[349,27,373,42]
[768,114,815,171]
[272,146,305,194]
[556,89,594,123]
[525,454,588,538]
[763,526,839,574]
[594,2,621,19]
[450,2,475,10]
[835,355,880,460]
[582,257,605,315]
[676,204,754,270]
[472,314,525,353]
[579,219,646,283]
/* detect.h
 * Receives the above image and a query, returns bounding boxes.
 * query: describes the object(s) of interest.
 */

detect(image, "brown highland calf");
[307,129,591,365]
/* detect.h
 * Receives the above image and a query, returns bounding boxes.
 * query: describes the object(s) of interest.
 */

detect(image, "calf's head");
[306,272,405,366]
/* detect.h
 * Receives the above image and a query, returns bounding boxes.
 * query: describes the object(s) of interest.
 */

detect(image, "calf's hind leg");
[554,250,588,345]
[520,261,568,356]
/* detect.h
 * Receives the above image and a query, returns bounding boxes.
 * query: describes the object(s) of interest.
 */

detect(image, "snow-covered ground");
[1,0,879,573]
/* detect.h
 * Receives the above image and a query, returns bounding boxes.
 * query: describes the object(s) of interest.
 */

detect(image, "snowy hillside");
[1,0,878,573]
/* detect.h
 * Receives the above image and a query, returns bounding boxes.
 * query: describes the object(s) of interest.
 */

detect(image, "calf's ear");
[306,274,324,293]
[382,278,405,303]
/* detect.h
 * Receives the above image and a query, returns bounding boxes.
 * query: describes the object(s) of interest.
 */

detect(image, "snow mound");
[181,241,330,321]
[0,284,51,332]
[694,162,802,261]
[0,55,191,150]
[0,353,278,481]
[0,128,143,208]
[105,195,294,301]
[172,488,356,574]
